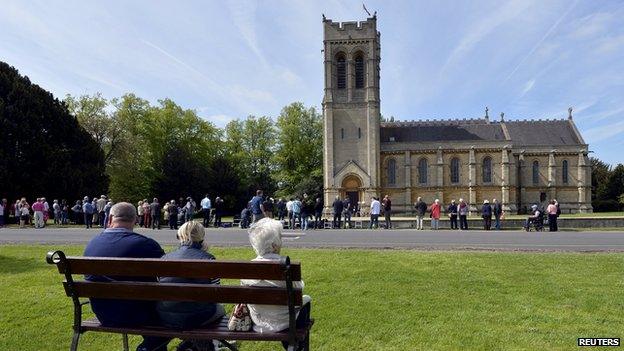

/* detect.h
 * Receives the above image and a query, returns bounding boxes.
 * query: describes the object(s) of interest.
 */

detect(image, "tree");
[0,61,108,201]
[591,157,611,201]
[64,93,123,165]
[604,164,624,202]
[273,102,323,199]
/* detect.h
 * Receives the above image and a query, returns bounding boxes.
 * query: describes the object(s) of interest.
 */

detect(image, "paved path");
[2,227,624,251]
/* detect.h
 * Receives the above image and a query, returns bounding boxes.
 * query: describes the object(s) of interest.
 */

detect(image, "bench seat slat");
[81,317,311,341]
[58,257,301,281]
[65,281,303,305]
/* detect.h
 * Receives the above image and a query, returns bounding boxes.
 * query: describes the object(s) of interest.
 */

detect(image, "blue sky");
[1,0,623,164]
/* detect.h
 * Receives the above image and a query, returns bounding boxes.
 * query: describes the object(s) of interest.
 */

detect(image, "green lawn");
[1,245,623,350]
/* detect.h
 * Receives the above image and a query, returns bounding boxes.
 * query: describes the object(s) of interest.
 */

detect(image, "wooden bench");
[46,250,313,351]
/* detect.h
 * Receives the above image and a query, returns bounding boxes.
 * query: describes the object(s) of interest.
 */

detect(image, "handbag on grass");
[228,304,252,331]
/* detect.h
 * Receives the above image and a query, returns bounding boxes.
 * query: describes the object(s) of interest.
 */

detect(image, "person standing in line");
[60,199,69,225]
[342,196,352,229]
[42,198,50,226]
[314,197,323,229]
[554,199,561,231]
[83,197,94,229]
[213,196,224,227]
[300,194,311,230]
[32,198,45,229]
[369,197,381,229]
[414,197,427,230]
[430,199,441,230]
[291,197,302,229]
[184,197,196,224]
[19,199,30,228]
[52,199,61,225]
[0,200,5,228]
[103,200,113,229]
[168,200,179,230]
[250,190,265,224]
[162,201,170,225]
[331,195,343,229]
[142,199,151,228]
[447,200,458,230]
[72,200,83,225]
[286,198,294,229]
[137,200,145,227]
[200,194,212,227]
[150,198,161,230]
[382,195,392,229]
[547,200,558,232]
[492,199,503,230]
[458,198,469,230]
[90,197,98,227]
[96,195,107,227]
[277,198,286,222]
[482,200,492,230]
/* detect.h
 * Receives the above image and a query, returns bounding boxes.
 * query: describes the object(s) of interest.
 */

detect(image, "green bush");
[591,199,623,212]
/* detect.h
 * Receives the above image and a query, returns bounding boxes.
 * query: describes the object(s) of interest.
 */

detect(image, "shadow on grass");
[0,255,46,274]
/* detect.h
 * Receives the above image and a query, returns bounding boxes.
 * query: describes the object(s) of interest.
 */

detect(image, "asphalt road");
[2,227,624,251]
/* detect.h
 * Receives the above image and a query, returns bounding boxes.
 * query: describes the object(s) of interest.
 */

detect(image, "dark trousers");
[152,215,160,229]
[169,216,177,230]
[143,213,151,228]
[214,212,222,227]
[459,215,468,230]
[548,214,558,231]
[369,214,379,229]
[202,209,211,227]
[483,216,491,230]
[333,213,341,229]
[98,211,105,227]
[384,210,391,229]
[450,215,458,229]
[84,213,92,228]
[314,212,322,229]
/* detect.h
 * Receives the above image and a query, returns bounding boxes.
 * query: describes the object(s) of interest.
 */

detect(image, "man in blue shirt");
[84,202,167,351]
[200,194,211,227]
[82,196,94,229]
[250,189,265,223]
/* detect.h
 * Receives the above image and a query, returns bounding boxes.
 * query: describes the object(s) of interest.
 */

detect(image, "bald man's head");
[108,202,137,229]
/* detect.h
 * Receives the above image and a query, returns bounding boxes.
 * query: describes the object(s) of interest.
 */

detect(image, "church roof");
[504,119,582,145]
[380,118,584,146]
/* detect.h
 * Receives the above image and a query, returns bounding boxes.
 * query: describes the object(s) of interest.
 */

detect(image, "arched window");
[354,53,365,89]
[532,161,539,185]
[562,160,569,184]
[482,156,492,183]
[336,53,346,90]
[418,158,428,184]
[387,158,396,186]
[450,158,460,184]
[341,128,344,139]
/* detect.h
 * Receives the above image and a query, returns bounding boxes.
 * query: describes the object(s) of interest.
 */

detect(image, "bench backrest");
[46,251,303,306]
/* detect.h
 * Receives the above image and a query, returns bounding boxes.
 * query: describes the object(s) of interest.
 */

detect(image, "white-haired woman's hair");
[248,218,283,256]
[177,220,208,251]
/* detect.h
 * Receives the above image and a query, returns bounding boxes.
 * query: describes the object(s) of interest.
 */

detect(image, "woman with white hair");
[157,221,224,350]
[242,218,311,348]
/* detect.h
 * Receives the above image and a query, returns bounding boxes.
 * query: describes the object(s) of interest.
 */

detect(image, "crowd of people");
[0,191,562,232]
[83,202,311,351]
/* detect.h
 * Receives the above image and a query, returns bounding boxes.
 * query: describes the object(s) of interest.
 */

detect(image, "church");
[321,15,592,215]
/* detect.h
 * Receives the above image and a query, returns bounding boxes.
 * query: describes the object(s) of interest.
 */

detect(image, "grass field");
[1,245,623,350]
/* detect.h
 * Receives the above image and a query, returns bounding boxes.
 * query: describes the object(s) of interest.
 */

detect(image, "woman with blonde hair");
[157,221,224,350]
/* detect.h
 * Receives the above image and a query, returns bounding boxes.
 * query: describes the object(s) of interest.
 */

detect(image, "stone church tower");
[322,15,381,209]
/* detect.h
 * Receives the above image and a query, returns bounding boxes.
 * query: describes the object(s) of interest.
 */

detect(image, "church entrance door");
[342,174,362,216]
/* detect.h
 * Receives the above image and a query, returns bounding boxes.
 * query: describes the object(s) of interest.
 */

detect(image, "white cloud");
[227,0,267,67]
[519,79,535,97]
[584,119,624,142]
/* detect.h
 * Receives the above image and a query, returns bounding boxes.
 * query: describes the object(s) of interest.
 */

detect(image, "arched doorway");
[341,174,362,207]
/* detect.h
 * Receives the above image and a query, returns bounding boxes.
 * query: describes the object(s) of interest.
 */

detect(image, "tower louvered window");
[354,54,365,89]
[336,54,346,89]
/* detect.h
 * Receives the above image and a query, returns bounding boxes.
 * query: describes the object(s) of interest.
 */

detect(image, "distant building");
[322,15,592,214]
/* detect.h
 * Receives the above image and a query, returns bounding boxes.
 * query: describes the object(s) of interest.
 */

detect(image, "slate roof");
[380,118,583,146]
[504,120,582,145]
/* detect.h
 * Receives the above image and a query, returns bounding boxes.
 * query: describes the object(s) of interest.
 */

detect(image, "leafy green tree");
[0,62,108,201]
[64,93,123,165]
[604,164,624,202]
[591,157,611,201]
[273,102,323,199]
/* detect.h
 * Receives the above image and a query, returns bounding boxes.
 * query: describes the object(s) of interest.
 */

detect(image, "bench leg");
[122,334,129,351]
[70,331,80,351]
